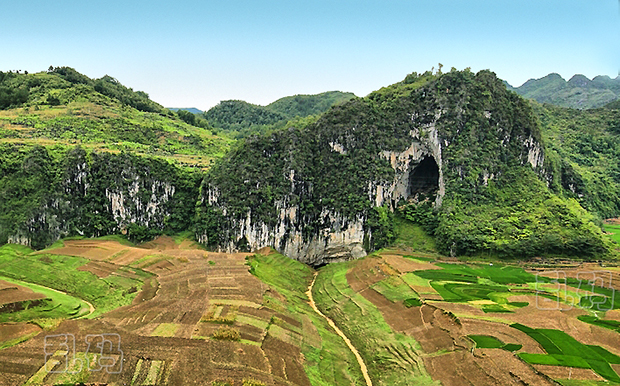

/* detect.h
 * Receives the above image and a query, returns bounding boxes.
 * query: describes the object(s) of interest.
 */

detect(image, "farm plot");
[247,251,368,386]
[0,244,147,318]
[315,258,444,385]
[0,323,41,350]
[0,276,90,323]
[0,238,328,386]
[513,323,620,382]
[0,280,47,312]
[533,264,620,311]
[468,334,522,351]
[317,251,574,386]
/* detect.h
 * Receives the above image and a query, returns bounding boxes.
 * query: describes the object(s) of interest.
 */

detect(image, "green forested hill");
[0,67,231,169]
[267,91,355,118]
[0,144,201,248]
[203,91,356,138]
[533,102,620,218]
[507,73,620,109]
[203,100,289,136]
[1,66,618,261]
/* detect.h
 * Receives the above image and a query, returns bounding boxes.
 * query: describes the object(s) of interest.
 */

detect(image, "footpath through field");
[306,272,373,386]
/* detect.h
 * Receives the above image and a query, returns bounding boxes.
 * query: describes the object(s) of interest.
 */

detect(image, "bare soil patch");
[140,235,178,251]
[262,335,311,386]
[0,323,41,344]
[380,253,440,273]
[424,349,556,386]
[346,256,389,292]
[0,281,47,306]
[75,260,117,278]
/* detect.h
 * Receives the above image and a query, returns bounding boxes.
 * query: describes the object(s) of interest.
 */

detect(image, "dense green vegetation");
[199,68,613,259]
[204,100,289,135]
[203,91,355,138]
[507,73,620,109]
[267,91,355,118]
[0,145,201,248]
[534,102,620,220]
[1,66,619,262]
[432,169,611,258]
[513,323,620,382]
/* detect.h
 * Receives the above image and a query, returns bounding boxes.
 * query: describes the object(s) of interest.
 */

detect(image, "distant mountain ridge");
[506,73,620,109]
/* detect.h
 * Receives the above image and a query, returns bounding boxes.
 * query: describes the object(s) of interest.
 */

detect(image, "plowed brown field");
[0,237,314,386]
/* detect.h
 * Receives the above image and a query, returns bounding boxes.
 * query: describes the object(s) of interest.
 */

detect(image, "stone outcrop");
[199,98,546,265]
[5,150,191,248]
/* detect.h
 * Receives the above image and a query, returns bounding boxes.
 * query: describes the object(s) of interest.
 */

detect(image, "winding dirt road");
[306,272,373,386]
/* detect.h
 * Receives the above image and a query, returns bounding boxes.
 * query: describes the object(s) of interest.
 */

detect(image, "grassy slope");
[0,243,148,319]
[0,70,232,169]
[247,252,366,386]
[313,259,439,386]
[0,275,91,323]
[604,224,620,245]
[392,215,437,253]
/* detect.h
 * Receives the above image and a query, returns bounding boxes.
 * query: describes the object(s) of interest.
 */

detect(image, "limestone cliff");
[1,147,198,248]
[197,69,551,264]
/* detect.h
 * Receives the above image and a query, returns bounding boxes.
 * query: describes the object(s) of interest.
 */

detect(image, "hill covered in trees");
[532,101,620,219]
[506,73,620,109]
[197,69,614,262]
[204,91,355,138]
[1,66,619,264]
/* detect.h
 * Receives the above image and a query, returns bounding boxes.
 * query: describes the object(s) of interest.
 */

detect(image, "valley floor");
[1,237,620,386]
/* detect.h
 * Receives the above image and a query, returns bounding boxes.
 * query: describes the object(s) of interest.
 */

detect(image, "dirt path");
[306,272,373,386]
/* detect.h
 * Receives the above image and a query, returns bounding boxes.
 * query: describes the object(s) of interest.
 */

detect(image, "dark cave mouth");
[408,156,440,199]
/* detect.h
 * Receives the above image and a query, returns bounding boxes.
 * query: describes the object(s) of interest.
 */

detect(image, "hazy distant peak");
[508,72,620,109]
[568,74,591,87]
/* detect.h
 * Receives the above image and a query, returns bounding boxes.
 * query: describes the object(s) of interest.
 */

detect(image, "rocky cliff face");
[197,70,547,265]
[2,147,197,249]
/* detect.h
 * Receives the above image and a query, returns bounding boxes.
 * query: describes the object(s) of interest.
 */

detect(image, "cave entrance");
[408,156,439,200]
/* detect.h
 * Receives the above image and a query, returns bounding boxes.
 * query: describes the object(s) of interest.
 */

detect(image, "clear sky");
[3,0,618,110]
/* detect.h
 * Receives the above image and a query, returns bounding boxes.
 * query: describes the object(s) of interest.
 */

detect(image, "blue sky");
[3,0,618,110]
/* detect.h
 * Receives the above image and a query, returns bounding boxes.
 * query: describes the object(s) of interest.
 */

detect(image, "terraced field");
[312,249,620,386]
[2,237,620,385]
[0,238,364,386]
